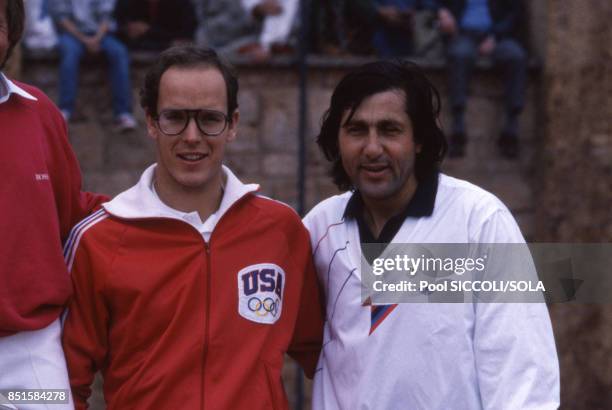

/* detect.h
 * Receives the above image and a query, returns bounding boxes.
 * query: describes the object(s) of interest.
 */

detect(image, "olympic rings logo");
[248,297,280,317]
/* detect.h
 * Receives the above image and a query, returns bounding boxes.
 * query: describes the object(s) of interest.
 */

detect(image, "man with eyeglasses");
[61,45,323,410]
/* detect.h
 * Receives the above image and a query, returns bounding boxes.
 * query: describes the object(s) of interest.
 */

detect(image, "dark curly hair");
[316,60,447,191]
[140,45,238,117]
[1,0,25,69]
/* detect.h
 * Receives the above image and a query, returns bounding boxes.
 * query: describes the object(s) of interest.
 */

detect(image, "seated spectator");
[309,0,339,54]
[24,0,58,51]
[309,0,373,55]
[371,0,436,58]
[436,0,526,159]
[310,0,434,57]
[194,0,298,61]
[49,0,136,130]
[114,0,197,51]
[245,0,299,54]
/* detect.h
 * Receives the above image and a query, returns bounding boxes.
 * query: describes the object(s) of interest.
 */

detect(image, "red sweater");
[0,80,105,336]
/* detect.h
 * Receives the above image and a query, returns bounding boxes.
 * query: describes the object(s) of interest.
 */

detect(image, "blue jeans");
[372,0,416,57]
[58,32,132,117]
[447,32,526,114]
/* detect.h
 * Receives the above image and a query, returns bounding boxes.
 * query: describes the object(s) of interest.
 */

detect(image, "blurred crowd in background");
[22,0,527,62]
[18,0,528,158]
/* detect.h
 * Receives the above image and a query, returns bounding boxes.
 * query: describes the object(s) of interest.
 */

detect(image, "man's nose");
[182,117,203,143]
[363,130,383,158]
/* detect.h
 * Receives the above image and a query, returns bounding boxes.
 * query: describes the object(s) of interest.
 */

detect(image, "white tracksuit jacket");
[303,173,560,410]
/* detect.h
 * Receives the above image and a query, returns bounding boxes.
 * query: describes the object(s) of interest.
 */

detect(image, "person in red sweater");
[61,45,324,409]
[0,1,105,408]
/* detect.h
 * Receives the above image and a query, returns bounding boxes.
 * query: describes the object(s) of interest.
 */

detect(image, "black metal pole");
[296,0,310,218]
[295,0,311,409]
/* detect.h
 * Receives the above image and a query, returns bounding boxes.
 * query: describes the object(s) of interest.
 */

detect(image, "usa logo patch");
[237,263,285,325]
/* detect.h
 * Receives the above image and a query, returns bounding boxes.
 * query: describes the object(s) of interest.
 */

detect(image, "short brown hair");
[140,45,239,118]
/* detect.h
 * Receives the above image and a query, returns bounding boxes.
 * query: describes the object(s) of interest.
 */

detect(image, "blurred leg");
[447,34,478,135]
[57,33,85,115]
[493,38,527,136]
[493,38,527,113]
[100,35,132,117]
[493,39,526,158]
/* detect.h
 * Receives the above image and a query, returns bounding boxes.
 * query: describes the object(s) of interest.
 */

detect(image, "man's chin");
[356,184,397,201]
[175,178,211,191]
[165,171,210,191]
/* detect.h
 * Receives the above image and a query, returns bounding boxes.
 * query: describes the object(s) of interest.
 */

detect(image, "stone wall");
[539,0,612,408]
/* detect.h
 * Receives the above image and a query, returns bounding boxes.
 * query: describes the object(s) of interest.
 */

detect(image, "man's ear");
[227,109,240,142]
[145,112,158,140]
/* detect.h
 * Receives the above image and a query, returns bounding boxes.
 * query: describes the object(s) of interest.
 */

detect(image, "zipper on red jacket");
[201,241,211,410]
[113,194,253,409]
[198,197,250,410]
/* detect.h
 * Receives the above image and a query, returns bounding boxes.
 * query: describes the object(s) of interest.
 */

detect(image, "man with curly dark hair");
[303,60,559,409]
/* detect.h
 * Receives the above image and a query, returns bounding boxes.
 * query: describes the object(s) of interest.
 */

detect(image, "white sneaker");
[116,113,137,131]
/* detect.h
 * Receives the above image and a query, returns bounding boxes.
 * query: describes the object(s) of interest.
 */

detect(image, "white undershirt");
[150,180,223,243]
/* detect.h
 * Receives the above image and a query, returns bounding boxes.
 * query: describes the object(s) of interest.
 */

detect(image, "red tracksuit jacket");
[62,165,324,409]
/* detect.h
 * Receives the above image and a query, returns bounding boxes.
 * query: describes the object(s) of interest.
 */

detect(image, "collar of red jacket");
[103,164,260,220]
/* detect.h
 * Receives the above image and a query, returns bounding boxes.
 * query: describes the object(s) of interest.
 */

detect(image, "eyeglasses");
[155,109,230,136]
